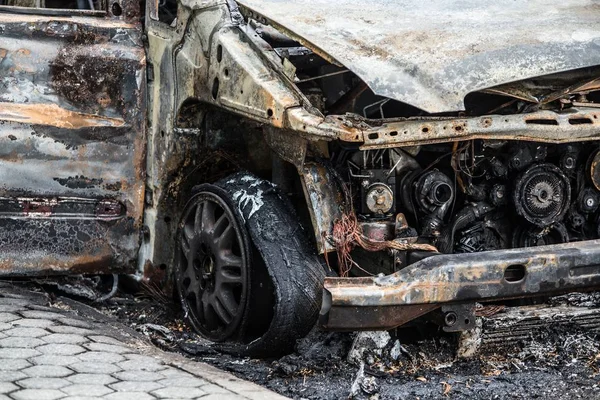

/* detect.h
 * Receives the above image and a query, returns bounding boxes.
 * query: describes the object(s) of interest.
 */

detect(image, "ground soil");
[77,283,600,400]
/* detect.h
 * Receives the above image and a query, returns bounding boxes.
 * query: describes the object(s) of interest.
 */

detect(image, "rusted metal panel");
[359,107,600,149]
[300,162,347,253]
[236,0,600,113]
[0,8,146,276]
[320,239,600,330]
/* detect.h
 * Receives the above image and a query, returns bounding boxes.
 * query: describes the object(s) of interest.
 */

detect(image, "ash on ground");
[89,286,600,400]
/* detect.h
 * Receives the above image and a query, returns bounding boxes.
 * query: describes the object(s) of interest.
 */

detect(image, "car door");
[0,1,146,276]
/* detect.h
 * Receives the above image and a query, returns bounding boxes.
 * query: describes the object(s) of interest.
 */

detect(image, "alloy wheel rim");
[176,192,248,341]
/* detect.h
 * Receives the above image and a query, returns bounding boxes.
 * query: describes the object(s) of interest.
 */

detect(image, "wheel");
[174,173,326,357]
[175,189,251,341]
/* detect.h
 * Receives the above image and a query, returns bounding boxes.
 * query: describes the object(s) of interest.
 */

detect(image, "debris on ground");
[137,323,177,349]
[34,275,116,301]
[35,279,600,400]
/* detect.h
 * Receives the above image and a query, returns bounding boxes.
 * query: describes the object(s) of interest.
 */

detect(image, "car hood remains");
[236,0,600,113]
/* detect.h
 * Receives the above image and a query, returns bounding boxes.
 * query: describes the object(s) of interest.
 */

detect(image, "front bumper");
[320,239,600,330]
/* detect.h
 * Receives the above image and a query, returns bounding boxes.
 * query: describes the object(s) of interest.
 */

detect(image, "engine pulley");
[365,183,394,214]
[513,163,570,227]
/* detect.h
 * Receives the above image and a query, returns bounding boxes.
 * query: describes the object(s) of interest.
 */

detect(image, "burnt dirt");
[52,280,598,400]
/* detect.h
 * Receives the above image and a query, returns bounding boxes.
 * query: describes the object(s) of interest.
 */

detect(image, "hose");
[437,203,493,253]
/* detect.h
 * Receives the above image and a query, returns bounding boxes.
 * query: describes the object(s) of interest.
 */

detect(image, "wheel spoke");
[193,293,205,323]
[193,203,203,236]
[212,213,228,238]
[211,294,233,324]
[180,234,192,261]
[217,267,242,285]
[202,290,218,330]
[218,251,243,269]
[215,224,234,251]
[217,290,238,318]
[200,201,216,235]
[183,211,195,242]
[181,271,199,297]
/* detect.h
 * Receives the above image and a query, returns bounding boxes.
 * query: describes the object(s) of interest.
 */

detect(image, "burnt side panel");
[0,12,146,276]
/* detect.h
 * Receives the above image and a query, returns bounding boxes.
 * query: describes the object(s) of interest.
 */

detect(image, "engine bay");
[331,140,600,273]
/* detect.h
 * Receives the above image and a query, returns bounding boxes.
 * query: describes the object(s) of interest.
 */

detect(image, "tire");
[176,172,326,357]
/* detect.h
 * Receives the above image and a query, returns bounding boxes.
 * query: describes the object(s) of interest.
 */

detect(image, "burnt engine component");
[513,164,571,227]
[365,182,394,214]
[402,169,454,237]
[335,141,600,259]
[512,223,570,247]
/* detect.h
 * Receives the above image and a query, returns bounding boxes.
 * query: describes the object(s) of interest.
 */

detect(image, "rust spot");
[0,103,125,129]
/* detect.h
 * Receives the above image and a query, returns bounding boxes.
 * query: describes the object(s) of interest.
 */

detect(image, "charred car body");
[2,0,600,356]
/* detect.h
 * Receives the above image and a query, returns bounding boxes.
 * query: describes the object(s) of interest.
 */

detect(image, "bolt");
[565,157,575,168]
[587,197,595,207]
[445,312,457,327]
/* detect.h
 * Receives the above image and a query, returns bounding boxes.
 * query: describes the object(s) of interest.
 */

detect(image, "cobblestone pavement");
[0,282,288,400]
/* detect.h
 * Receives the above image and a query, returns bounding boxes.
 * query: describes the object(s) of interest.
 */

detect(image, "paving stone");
[61,384,114,397]
[104,392,155,400]
[109,381,163,392]
[10,388,66,400]
[77,352,124,364]
[30,355,80,366]
[20,365,73,378]
[0,371,27,383]
[0,286,284,400]
[69,362,121,375]
[112,371,165,382]
[83,343,132,355]
[0,313,19,323]
[202,395,243,400]
[123,354,163,362]
[26,305,56,312]
[0,348,40,360]
[42,334,88,345]
[151,386,206,399]
[66,374,117,386]
[36,344,86,356]
[16,378,71,390]
[155,368,194,379]
[158,377,206,388]
[61,397,105,400]
[19,311,63,320]
[0,336,45,348]
[0,305,25,313]
[87,336,125,346]
[0,359,31,371]
[0,382,18,394]
[10,319,56,329]
[47,326,95,336]
[201,383,233,395]
[55,318,92,329]
[116,359,165,372]
[2,293,28,300]
[0,298,29,307]
[4,327,49,338]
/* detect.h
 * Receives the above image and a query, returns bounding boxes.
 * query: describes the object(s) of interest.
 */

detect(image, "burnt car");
[2,0,600,356]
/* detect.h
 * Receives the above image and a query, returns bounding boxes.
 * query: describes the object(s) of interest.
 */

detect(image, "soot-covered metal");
[0,2,146,276]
